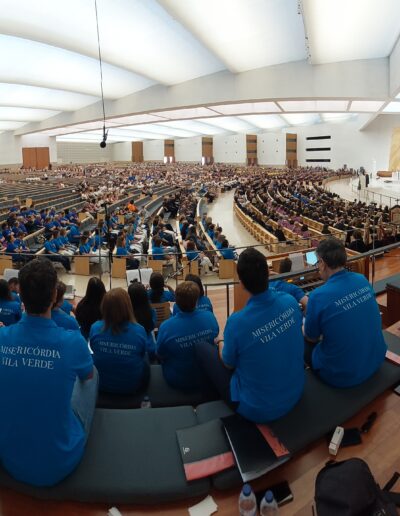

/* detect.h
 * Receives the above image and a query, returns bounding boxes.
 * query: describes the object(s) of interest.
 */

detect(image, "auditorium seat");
[96,364,217,409]
[196,331,400,490]
[0,407,210,504]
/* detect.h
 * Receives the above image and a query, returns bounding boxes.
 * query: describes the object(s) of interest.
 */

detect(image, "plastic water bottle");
[140,396,151,408]
[239,483,257,516]
[260,490,278,515]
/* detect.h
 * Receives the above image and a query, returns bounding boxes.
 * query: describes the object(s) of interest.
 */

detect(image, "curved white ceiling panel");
[0,83,99,111]
[117,124,199,138]
[0,35,154,98]
[0,0,225,85]
[158,120,228,135]
[0,121,28,130]
[0,106,59,121]
[239,114,287,129]
[201,116,258,132]
[159,0,307,72]
[303,0,400,64]
[278,100,349,112]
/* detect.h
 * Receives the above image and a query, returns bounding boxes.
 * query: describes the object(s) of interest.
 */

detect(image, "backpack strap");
[383,472,400,492]
[382,472,400,507]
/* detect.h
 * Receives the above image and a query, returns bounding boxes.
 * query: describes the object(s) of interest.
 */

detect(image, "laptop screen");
[305,251,318,266]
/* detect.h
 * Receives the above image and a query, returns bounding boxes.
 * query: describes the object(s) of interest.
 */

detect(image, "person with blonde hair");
[89,288,148,393]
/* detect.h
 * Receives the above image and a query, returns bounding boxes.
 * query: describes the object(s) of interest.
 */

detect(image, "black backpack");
[315,458,400,516]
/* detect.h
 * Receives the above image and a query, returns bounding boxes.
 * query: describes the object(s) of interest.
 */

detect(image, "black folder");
[176,419,235,481]
[221,413,291,482]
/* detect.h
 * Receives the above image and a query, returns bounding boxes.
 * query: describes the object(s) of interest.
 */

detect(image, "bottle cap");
[265,490,274,502]
[242,484,252,496]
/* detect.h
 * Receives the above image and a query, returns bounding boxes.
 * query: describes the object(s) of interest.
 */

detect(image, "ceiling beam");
[15,58,390,136]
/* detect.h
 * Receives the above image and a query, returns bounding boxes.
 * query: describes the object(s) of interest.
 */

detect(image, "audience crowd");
[0,163,391,489]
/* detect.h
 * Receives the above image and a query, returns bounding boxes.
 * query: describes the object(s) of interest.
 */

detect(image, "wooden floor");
[1,254,400,515]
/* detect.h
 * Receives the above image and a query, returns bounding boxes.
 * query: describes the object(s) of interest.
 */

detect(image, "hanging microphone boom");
[95,0,108,149]
[100,125,108,148]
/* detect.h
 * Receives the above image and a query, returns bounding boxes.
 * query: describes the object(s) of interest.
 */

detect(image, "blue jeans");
[71,367,99,438]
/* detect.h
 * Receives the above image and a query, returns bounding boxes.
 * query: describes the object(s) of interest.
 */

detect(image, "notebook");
[222,414,290,482]
[386,349,400,366]
[176,419,235,481]
[64,284,75,300]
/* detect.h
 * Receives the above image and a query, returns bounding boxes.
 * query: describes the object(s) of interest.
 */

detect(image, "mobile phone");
[394,384,400,396]
[326,427,362,447]
[341,427,362,447]
[255,480,293,507]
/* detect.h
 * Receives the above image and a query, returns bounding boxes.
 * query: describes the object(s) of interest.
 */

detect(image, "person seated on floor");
[147,272,175,304]
[173,274,213,315]
[115,235,140,270]
[157,281,219,391]
[75,277,106,340]
[51,281,80,331]
[128,281,157,360]
[44,233,71,273]
[304,237,387,387]
[270,257,308,311]
[219,239,237,260]
[89,288,149,394]
[186,240,214,272]
[321,223,332,235]
[348,229,368,253]
[151,236,168,260]
[196,248,305,423]
[0,279,22,326]
[5,234,26,264]
[0,258,97,486]
[7,277,21,304]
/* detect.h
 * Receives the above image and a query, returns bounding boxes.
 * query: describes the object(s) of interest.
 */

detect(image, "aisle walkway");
[326,177,399,207]
[205,190,265,254]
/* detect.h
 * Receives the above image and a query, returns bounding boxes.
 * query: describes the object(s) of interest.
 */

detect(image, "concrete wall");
[143,140,164,161]
[111,142,132,161]
[257,132,286,166]
[0,132,57,166]
[174,136,202,162]
[213,133,246,164]
[56,142,111,164]
[285,115,400,172]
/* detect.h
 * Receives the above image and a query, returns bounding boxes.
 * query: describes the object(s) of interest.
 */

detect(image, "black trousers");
[195,341,237,409]
[45,254,71,271]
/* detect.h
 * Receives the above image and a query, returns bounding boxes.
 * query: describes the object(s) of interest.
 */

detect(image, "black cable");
[94,0,107,144]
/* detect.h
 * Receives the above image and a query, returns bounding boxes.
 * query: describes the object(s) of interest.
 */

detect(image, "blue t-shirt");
[157,310,219,390]
[0,315,93,486]
[89,320,147,393]
[116,247,128,256]
[79,243,90,255]
[0,299,22,326]
[51,308,80,331]
[60,300,73,315]
[44,240,57,253]
[304,269,387,387]
[172,295,213,316]
[223,289,305,423]
[186,250,199,261]
[147,289,175,303]
[152,246,165,260]
[10,291,21,305]
[220,248,235,260]
[68,225,80,242]
[270,280,305,303]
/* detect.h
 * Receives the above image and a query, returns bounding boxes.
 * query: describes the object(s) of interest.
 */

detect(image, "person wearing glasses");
[304,237,386,387]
